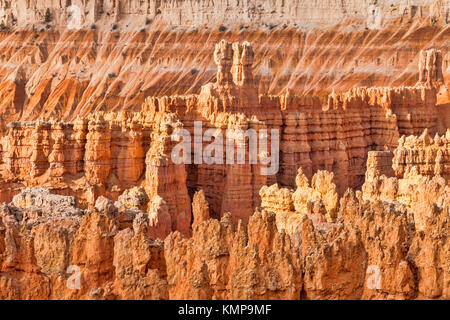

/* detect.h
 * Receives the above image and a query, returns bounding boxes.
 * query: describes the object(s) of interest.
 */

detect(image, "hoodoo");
[0,0,448,301]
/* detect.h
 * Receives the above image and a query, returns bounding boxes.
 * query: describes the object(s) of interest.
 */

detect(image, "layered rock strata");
[0,1,447,301]
[0,1,448,29]
[0,40,444,227]
[0,2,448,132]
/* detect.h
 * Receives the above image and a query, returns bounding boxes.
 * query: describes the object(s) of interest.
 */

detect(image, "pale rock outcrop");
[148,195,172,240]
[94,196,117,216]
[192,190,210,229]
[259,168,339,236]
[393,129,450,180]
[291,169,338,223]
[118,187,149,211]
[259,183,298,235]
[12,187,83,217]
[417,49,445,88]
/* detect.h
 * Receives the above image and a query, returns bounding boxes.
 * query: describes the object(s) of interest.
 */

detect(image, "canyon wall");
[0,1,448,300]
[0,1,449,29]
[0,1,448,132]
[0,149,447,299]
[0,41,442,228]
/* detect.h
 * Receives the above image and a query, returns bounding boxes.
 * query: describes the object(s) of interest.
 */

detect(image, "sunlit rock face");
[0,1,448,300]
[1,1,449,29]
[0,40,442,226]
[0,1,448,133]
[0,151,447,299]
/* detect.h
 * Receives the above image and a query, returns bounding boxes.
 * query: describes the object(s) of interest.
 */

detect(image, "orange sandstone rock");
[148,195,172,240]
[164,211,303,300]
[417,49,445,88]
[393,129,450,180]
[0,28,447,300]
[192,190,210,229]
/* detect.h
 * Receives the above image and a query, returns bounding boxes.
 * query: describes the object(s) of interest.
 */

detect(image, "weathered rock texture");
[0,1,448,300]
[0,1,448,135]
[0,1,449,29]
[393,129,450,180]
[417,49,446,88]
[0,40,444,228]
[0,152,447,300]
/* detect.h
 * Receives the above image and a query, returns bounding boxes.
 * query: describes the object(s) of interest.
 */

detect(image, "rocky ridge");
[0,41,448,298]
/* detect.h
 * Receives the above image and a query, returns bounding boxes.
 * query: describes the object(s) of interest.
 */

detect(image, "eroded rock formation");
[0,2,448,300]
[417,49,446,88]
[0,40,444,228]
[0,149,447,300]
[0,1,448,136]
[393,129,450,180]
[0,1,448,29]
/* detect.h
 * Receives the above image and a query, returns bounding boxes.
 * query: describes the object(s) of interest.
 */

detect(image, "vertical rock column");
[232,41,255,87]
[192,190,210,228]
[68,118,88,175]
[279,92,315,187]
[29,121,51,179]
[417,49,445,87]
[214,40,233,86]
[110,116,145,185]
[219,115,255,226]
[84,115,111,185]
[2,122,30,178]
[144,113,191,237]
[48,122,67,178]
